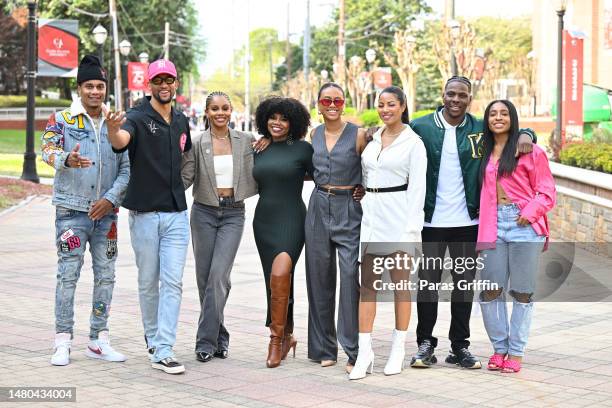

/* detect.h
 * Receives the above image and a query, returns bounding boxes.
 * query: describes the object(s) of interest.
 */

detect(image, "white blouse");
[360,125,427,246]
[213,154,234,188]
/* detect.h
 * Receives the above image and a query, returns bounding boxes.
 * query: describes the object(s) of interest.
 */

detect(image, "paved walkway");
[1,190,612,407]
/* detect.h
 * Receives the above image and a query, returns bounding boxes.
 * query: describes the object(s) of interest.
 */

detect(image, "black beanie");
[77,55,107,84]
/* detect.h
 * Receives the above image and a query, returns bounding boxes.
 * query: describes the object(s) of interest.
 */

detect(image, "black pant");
[416,225,478,351]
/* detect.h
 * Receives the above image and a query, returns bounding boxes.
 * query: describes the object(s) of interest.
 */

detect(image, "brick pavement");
[1,190,612,407]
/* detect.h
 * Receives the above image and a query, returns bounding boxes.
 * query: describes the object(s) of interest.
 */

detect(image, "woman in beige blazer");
[182,91,268,363]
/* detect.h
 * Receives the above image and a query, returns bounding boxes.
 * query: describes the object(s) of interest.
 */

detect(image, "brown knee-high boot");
[281,324,297,360]
[267,272,291,368]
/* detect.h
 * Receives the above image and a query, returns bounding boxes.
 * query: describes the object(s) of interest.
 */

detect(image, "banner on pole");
[605,0,612,53]
[37,19,79,77]
[127,62,149,91]
[372,67,392,90]
[561,29,585,144]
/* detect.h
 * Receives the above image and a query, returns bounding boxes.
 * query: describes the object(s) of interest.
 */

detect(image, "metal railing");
[0,107,64,120]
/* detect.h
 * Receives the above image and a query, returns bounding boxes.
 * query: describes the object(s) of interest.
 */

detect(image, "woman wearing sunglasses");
[349,86,427,380]
[305,83,368,374]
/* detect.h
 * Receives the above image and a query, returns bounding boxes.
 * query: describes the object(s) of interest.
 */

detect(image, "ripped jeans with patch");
[54,206,118,340]
[479,204,545,357]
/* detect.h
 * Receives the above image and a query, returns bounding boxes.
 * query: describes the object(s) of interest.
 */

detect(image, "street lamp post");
[448,20,460,77]
[138,52,149,64]
[22,0,39,183]
[320,69,329,85]
[92,24,108,67]
[119,40,131,109]
[365,48,376,109]
[555,0,567,160]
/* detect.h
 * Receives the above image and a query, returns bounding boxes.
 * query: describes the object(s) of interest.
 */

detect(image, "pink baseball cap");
[148,59,178,80]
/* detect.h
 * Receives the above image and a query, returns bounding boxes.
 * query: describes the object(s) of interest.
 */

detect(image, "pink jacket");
[477,145,556,250]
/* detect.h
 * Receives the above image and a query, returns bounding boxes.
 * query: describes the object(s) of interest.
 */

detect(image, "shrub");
[359,109,381,127]
[559,142,612,174]
[411,109,435,120]
[0,95,72,108]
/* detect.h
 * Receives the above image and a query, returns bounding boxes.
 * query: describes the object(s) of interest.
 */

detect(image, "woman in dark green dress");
[252,97,313,368]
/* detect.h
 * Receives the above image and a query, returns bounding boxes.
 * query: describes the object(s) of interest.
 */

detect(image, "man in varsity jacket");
[409,76,536,369]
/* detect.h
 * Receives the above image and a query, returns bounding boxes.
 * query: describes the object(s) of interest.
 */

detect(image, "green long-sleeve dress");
[252,139,314,327]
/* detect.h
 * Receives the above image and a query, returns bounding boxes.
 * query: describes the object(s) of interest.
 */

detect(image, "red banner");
[128,62,149,91]
[561,30,584,144]
[372,67,392,90]
[37,19,78,77]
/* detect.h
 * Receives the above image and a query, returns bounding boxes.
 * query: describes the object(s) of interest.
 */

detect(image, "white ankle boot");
[384,329,407,375]
[51,333,72,366]
[348,333,375,380]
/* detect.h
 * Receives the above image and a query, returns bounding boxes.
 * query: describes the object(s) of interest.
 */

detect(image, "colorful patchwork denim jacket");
[41,99,130,212]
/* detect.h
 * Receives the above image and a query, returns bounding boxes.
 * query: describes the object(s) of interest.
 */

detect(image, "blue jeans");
[479,204,545,357]
[129,210,189,362]
[54,207,118,340]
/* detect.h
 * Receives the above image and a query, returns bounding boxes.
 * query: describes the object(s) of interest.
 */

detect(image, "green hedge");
[359,109,381,127]
[559,143,612,174]
[0,95,72,108]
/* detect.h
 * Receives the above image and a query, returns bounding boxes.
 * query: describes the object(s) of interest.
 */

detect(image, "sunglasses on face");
[151,77,176,86]
[319,98,345,107]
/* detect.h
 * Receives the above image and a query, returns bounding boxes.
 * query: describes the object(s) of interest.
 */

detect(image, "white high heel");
[349,333,375,380]
[384,329,407,376]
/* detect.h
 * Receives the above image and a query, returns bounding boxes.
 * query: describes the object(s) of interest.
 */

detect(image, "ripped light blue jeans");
[54,207,118,340]
[479,204,545,357]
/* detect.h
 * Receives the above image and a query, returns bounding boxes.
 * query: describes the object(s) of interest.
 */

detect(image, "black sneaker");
[214,349,229,359]
[445,348,482,369]
[195,352,213,362]
[410,340,437,368]
[152,357,186,374]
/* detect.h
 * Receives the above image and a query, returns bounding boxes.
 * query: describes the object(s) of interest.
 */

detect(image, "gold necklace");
[382,125,406,139]
[324,122,348,137]
[211,131,230,141]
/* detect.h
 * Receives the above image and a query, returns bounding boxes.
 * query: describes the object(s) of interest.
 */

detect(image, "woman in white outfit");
[349,86,427,380]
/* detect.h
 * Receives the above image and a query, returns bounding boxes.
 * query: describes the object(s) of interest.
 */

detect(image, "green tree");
[2,0,205,97]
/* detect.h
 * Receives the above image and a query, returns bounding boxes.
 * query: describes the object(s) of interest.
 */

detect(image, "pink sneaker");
[487,354,505,371]
[501,359,521,373]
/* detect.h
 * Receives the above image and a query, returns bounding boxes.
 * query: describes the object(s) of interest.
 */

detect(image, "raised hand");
[104,104,126,138]
[65,143,92,168]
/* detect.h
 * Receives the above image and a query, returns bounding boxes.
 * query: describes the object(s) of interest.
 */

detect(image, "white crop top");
[214,155,234,188]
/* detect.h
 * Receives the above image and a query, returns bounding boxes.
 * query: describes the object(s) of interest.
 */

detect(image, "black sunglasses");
[151,77,176,85]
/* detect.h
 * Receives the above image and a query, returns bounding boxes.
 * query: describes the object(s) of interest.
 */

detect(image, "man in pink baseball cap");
[105,57,192,375]
[148,59,178,80]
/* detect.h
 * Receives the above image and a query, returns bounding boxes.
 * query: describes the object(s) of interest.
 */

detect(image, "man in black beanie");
[41,54,130,366]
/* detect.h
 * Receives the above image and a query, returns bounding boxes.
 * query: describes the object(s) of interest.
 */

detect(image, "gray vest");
[312,122,362,186]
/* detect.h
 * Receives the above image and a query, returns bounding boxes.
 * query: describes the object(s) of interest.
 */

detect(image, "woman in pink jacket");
[477,99,556,374]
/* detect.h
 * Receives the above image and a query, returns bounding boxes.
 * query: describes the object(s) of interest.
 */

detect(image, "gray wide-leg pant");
[305,189,361,364]
[191,202,245,354]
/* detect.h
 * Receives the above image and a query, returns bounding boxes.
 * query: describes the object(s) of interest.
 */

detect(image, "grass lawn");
[0,154,54,178]
[0,129,53,178]
[0,129,40,154]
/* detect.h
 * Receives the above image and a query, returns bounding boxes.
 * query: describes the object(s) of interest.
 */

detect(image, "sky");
[196,0,534,78]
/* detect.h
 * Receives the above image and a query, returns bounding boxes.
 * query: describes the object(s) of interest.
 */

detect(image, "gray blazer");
[182,128,258,206]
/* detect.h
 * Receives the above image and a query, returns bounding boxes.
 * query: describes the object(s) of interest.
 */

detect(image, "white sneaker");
[85,331,127,362]
[51,333,72,366]
[384,329,407,375]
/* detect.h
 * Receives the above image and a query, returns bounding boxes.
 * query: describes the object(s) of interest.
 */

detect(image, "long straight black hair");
[379,86,409,124]
[479,99,520,185]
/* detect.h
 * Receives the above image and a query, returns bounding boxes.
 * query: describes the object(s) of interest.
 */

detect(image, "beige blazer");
[182,128,258,206]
